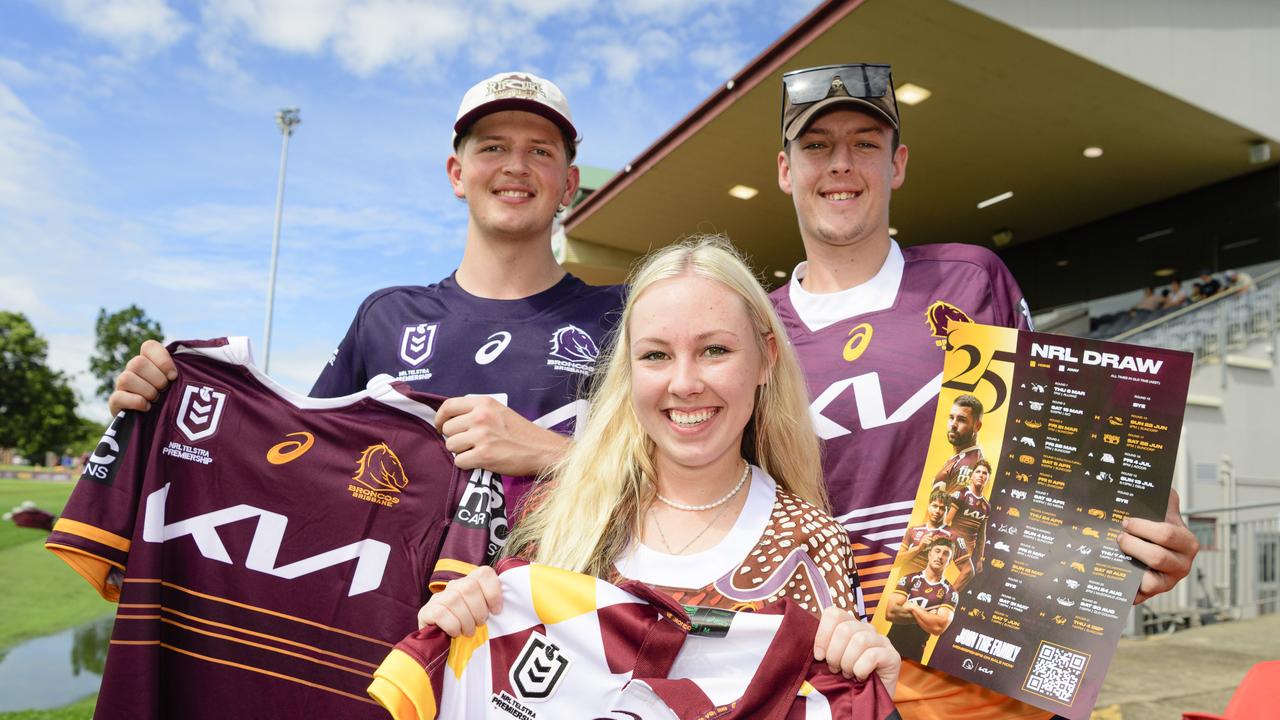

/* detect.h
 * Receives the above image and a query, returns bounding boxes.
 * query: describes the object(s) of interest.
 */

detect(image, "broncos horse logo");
[548,325,599,364]
[925,300,973,350]
[352,443,410,494]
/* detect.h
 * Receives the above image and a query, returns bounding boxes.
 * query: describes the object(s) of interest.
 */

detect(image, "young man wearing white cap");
[769,63,1198,719]
[111,72,623,517]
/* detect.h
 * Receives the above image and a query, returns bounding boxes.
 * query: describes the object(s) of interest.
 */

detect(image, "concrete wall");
[956,0,1280,142]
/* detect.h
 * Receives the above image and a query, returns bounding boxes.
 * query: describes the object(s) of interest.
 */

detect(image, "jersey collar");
[786,240,905,332]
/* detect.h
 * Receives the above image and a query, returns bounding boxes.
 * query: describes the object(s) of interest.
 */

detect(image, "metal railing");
[1114,268,1280,365]
[1135,500,1280,635]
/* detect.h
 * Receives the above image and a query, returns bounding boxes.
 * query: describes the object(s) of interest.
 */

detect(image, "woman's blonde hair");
[504,235,826,577]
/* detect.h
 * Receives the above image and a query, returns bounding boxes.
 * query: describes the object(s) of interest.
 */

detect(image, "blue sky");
[0,0,816,421]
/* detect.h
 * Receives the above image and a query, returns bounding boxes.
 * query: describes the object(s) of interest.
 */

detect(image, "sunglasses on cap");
[780,63,899,141]
[782,63,893,104]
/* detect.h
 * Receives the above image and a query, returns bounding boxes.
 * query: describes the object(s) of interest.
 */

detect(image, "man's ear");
[446,154,465,199]
[777,150,793,195]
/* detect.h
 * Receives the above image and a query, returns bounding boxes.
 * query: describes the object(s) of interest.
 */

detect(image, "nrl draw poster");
[870,324,1192,719]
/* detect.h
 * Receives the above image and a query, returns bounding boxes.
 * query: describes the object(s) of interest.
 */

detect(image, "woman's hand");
[813,606,901,696]
[416,566,503,637]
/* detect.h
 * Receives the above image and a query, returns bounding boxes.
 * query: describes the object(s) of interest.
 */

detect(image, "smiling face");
[447,110,579,244]
[777,108,907,253]
[628,274,775,482]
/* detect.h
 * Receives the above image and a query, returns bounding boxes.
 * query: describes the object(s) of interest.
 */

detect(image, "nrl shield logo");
[176,384,227,442]
[399,323,438,367]
[510,632,570,701]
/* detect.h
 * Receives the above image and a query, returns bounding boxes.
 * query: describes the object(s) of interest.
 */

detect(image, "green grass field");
[0,479,104,718]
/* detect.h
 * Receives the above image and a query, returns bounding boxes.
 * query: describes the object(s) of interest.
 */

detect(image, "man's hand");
[1118,489,1199,604]
[436,396,570,476]
[813,606,900,695]
[108,340,176,415]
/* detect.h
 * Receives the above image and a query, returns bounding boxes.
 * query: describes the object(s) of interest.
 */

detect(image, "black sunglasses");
[782,63,893,104]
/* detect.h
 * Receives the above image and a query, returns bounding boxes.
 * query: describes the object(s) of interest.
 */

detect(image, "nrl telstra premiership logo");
[399,323,439,367]
[175,384,227,442]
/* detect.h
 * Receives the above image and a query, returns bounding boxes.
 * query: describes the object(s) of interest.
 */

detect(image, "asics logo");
[266,432,315,465]
[475,331,513,365]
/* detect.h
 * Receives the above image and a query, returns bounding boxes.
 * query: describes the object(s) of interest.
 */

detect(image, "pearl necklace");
[655,462,750,512]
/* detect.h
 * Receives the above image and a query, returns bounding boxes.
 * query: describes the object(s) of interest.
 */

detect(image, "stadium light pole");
[263,107,300,374]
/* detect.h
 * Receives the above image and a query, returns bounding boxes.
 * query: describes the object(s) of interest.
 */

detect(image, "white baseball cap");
[452,71,579,148]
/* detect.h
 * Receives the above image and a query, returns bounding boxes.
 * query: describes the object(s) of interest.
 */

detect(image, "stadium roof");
[561,0,1278,286]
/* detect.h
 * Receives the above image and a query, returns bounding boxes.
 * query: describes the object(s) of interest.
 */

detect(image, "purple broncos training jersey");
[771,242,1030,613]
[46,338,477,720]
[311,273,624,511]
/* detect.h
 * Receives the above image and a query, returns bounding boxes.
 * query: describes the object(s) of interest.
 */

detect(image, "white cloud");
[46,0,190,58]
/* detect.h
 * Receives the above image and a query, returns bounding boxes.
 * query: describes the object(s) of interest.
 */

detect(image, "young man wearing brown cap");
[110,72,623,517]
[768,63,1198,719]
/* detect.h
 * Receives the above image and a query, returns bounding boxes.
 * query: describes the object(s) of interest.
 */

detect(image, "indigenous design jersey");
[770,242,1030,613]
[312,273,623,515]
[933,446,982,495]
[949,489,990,554]
[887,573,958,661]
[614,467,862,617]
[46,338,481,720]
[370,559,899,720]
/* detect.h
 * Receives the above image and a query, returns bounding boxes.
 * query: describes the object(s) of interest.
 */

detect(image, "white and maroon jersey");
[613,468,862,617]
[887,572,958,662]
[311,273,625,514]
[46,338,483,720]
[370,559,899,720]
[933,446,983,495]
[771,242,1030,614]
[949,488,990,552]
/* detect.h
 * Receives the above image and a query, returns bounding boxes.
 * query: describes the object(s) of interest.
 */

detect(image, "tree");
[89,305,163,400]
[0,311,88,459]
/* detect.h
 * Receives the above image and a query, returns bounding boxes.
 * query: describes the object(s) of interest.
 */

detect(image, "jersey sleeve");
[45,410,154,602]
[892,574,910,597]
[368,627,459,720]
[988,254,1034,330]
[310,299,369,398]
[427,467,506,593]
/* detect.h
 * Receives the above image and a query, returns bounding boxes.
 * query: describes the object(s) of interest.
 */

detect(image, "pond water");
[0,615,112,711]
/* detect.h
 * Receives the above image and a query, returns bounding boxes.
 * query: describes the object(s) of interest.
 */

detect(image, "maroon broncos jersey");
[887,572,958,662]
[933,446,983,495]
[46,338,482,720]
[772,242,1030,613]
[949,488,990,553]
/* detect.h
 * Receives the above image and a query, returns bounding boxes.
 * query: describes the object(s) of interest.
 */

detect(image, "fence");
[1115,268,1280,366]
[1135,500,1280,635]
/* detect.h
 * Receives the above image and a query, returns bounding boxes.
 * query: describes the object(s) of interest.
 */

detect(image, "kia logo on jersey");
[399,323,439,367]
[511,632,570,701]
[175,384,227,442]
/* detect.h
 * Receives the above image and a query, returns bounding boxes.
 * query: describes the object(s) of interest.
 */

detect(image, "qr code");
[1023,641,1089,705]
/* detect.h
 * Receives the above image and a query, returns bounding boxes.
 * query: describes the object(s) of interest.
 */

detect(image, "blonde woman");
[420,236,899,691]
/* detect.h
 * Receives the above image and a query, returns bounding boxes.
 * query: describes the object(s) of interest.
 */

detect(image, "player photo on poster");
[870,324,1193,720]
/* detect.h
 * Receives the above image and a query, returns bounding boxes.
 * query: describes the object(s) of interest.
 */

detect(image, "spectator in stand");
[1225,269,1254,293]
[1132,286,1162,313]
[1193,270,1222,301]
[1162,279,1189,310]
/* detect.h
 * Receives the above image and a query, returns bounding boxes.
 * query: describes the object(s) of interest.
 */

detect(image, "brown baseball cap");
[781,63,899,142]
